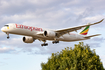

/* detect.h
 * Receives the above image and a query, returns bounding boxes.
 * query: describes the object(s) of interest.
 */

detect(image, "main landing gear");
[41,40,48,46]
[41,39,59,46]
[52,41,59,44]
[52,38,59,44]
[6,32,10,39]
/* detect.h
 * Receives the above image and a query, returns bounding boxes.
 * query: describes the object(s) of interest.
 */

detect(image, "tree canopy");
[41,42,104,70]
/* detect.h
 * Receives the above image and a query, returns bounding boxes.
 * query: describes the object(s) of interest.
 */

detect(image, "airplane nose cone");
[1,27,4,32]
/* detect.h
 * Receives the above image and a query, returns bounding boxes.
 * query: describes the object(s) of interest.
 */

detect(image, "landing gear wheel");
[41,43,48,46]
[7,36,10,39]
[52,41,54,44]
[52,41,59,44]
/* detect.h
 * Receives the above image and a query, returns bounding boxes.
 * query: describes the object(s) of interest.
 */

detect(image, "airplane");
[1,19,104,46]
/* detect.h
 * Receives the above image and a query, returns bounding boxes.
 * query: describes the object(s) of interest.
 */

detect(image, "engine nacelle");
[44,30,56,38]
[23,36,35,43]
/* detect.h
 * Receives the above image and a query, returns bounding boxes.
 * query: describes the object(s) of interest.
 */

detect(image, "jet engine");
[44,30,56,38]
[22,36,35,43]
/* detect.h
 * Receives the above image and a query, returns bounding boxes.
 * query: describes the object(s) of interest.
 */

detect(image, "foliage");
[41,42,104,70]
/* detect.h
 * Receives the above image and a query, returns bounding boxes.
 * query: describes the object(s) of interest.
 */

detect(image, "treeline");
[41,42,105,70]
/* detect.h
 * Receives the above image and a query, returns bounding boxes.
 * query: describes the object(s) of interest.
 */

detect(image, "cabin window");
[4,25,9,27]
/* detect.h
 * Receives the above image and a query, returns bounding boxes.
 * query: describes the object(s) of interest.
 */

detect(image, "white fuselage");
[1,23,88,42]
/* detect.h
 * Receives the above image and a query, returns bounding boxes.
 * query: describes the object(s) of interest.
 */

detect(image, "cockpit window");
[4,25,9,27]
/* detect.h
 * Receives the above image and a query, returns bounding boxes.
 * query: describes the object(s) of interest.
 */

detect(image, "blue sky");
[0,0,105,70]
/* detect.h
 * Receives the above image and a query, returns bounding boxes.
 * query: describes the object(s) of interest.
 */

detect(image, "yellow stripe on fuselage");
[7,27,9,29]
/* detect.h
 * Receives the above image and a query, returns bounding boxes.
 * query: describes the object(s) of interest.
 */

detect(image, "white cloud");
[0,47,15,53]
[27,0,55,5]
[84,15,105,22]
[0,62,8,66]
[61,0,80,6]
[0,32,5,37]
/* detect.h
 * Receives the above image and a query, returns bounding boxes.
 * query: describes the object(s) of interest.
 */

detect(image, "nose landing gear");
[6,32,10,39]
[7,36,9,39]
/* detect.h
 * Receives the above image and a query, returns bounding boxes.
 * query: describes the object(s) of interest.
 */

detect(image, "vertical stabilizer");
[80,26,90,35]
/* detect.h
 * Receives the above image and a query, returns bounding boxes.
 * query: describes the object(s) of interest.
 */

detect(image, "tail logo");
[80,26,90,35]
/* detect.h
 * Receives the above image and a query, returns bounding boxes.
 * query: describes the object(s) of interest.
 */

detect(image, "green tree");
[41,42,104,70]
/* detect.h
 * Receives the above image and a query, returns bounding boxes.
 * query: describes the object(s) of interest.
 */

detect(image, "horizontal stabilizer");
[84,34,101,38]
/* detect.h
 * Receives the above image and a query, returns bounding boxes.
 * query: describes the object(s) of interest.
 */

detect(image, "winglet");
[99,19,104,23]
[90,19,104,25]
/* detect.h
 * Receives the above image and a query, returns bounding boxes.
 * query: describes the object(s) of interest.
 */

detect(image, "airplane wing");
[84,34,101,38]
[55,19,104,37]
